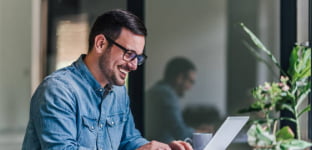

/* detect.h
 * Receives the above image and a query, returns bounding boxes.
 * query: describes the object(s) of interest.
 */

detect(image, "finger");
[150,140,172,150]
[169,141,185,150]
[162,144,172,150]
[176,141,193,150]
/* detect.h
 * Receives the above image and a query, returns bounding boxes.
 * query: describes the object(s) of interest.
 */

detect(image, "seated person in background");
[146,57,196,143]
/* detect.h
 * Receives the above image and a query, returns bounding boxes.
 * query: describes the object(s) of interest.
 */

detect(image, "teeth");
[120,69,128,74]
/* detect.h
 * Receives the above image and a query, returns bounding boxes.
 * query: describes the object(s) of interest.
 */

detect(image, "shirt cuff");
[126,138,149,150]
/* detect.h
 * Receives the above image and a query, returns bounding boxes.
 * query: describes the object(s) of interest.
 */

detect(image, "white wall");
[0,0,32,132]
[145,0,227,116]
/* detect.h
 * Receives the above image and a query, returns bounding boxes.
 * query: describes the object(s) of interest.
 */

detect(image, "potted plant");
[239,23,312,150]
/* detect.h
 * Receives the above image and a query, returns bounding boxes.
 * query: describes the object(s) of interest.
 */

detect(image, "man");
[22,9,192,150]
[146,57,196,143]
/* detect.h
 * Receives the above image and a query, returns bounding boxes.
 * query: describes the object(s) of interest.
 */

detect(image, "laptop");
[203,116,249,150]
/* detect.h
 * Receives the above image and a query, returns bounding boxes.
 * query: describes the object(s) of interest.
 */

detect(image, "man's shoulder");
[36,66,80,93]
[148,81,172,94]
[45,65,78,82]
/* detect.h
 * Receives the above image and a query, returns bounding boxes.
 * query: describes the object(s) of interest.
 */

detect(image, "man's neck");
[84,54,108,87]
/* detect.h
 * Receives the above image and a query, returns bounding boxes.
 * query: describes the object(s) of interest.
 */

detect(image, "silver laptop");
[203,116,249,150]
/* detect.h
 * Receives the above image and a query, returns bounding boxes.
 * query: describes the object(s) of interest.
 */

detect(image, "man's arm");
[31,79,78,149]
[118,91,149,150]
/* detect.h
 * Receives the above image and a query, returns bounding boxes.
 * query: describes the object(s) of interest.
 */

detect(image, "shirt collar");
[73,54,113,94]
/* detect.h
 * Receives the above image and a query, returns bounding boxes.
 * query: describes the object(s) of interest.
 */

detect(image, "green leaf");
[276,126,295,141]
[278,103,295,114]
[288,46,311,83]
[297,47,311,78]
[295,88,311,110]
[240,23,268,53]
[279,117,297,124]
[242,41,279,77]
[280,139,312,149]
[297,104,311,118]
[288,46,299,75]
[240,23,287,77]
[247,124,275,147]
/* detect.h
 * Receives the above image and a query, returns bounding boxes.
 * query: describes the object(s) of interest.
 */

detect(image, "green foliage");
[288,45,311,84]
[247,124,276,147]
[247,124,312,150]
[276,126,294,141]
[279,139,312,150]
[239,23,312,149]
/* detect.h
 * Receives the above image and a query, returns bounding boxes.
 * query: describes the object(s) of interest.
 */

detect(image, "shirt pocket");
[78,116,98,149]
[106,113,127,149]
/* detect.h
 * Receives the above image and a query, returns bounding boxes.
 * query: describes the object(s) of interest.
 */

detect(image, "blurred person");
[22,9,192,150]
[146,57,196,143]
[183,105,222,133]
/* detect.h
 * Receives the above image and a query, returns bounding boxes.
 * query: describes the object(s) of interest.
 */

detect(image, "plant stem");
[273,120,278,135]
[265,111,271,131]
[294,107,301,140]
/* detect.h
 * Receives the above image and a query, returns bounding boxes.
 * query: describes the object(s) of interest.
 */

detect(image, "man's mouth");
[119,68,128,79]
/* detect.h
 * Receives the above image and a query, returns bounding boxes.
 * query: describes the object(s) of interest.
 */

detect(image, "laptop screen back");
[203,116,249,150]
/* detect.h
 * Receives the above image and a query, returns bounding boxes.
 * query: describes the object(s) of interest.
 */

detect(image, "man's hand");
[136,140,193,150]
[137,140,171,150]
[169,141,193,150]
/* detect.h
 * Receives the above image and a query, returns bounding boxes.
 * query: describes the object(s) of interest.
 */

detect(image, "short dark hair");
[88,9,147,52]
[163,57,196,82]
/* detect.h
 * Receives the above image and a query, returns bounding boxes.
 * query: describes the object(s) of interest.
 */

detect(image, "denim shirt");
[22,55,149,150]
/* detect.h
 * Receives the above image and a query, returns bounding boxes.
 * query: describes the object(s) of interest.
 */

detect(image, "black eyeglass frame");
[104,35,147,65]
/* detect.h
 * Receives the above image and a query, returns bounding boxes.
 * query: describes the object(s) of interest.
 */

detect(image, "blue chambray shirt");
[22,55,149,150]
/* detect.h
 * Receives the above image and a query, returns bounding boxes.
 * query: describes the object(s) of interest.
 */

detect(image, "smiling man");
[22,9,192,150]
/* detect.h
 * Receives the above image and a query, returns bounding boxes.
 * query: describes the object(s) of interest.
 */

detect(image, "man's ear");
[94,34,107,53]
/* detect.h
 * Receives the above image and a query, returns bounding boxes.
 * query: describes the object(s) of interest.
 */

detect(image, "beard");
[176,86,185,98]
[98,48,126,86]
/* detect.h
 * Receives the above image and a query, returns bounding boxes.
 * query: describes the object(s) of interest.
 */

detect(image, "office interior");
[0,0,310,149]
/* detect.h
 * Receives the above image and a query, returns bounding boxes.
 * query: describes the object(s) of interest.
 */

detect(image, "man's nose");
[128,59,138,71]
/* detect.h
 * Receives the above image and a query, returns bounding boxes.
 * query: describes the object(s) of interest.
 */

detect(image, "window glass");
[144,0,280,149]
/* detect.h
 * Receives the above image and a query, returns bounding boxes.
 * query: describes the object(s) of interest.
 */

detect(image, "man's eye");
[126,52,136,58]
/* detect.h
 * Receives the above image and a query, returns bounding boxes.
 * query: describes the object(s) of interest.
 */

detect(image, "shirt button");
[99,124,103,128]
[91,126,94,130]
[111,121,114,125]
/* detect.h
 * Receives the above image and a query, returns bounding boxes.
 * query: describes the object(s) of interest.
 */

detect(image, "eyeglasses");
[104,35,147,65]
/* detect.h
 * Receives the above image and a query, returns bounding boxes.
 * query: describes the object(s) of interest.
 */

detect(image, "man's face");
[176,70,196,97]
[99,28,145,86]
